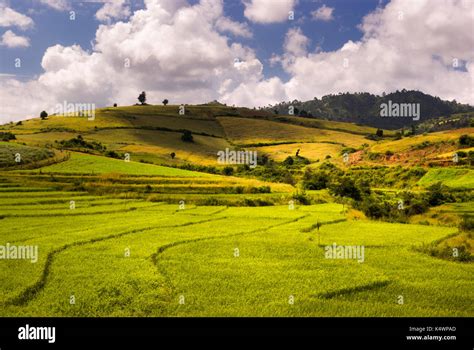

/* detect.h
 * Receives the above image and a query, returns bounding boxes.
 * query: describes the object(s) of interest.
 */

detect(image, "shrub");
[223,166,234,176]
[283,156,294,166]
[459,134,474,147]
[459,215,474,231]
[0,132,16,141]
[181,130,194,142]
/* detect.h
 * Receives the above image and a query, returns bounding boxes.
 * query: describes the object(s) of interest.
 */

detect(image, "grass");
[370,127,473,153]
[0,142,55,167]
[29,152,213,177]
[217,117,371,148]
[418,168,474,189]
[0,189,472,317]
[252,142,343,162]
[83,128,232,166]
[1,104,473,317]
[273,115,396,136]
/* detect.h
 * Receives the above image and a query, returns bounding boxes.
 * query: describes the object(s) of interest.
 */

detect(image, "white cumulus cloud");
[1,0,473,123]
[39,0,70,11]
[215,17,252,38]
[0,5,34,29]
[96,0,131,22]
[311,4,334,21]
[280,0,474,105]
[243,0,296,24]
[0,30,30,48]
[0,0,265,121]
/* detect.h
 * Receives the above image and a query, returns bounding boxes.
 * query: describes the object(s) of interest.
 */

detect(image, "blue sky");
[0,0,472,121]
[1,0,384,80]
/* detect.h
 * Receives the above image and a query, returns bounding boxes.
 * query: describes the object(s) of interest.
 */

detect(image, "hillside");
[266,90,474,130]
[0,102,472,319]
[1,103,472,190]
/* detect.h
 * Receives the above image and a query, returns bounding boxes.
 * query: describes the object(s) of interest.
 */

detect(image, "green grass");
[418,168,474,189]
[1,104,473,317]
[0,142,55,167]
[0,190,471,317]
[32,152,212,177]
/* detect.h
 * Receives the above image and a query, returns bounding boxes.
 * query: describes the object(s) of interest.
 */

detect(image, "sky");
[0,0,472,122]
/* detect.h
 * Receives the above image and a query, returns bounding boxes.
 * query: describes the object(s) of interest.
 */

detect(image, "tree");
[223,166,234,176]
[138,91,146,105]
[283,156,294,166]
[40,111,48,120]
[459,134,474,147]
[162,99,169,106]
[113,103,117,107]
[181,130,193,143]
[170,152,176,159]
[329,177,361,201]
[376,128,383,137]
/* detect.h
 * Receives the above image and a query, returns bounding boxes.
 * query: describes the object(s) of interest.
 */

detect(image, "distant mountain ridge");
[265,90,474,130]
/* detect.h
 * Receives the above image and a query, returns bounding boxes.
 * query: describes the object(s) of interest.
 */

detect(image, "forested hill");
[265,90,474,130]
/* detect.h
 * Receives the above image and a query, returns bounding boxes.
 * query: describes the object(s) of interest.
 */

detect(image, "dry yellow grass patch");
[252,142,342,161]
[370,128,474,153]
[217,117,371,147]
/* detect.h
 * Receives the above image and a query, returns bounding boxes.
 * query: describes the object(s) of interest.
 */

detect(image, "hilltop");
[265,90,474,130]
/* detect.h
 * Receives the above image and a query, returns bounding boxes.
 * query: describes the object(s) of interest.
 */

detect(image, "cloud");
[96,0,131,22]
[0,30,30,48]
[243,0,296,24]
[311,4,334,21]
[39,0,70,11]
[280,0,474,105]
[0,0,265,121]
[220,76,286,107]
[284,27,309,56]
[0,5,34,29]
[1,0,473,123]
[215,17,252,38]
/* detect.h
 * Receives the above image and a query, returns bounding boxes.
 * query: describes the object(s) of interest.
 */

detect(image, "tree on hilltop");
[138,91,146,105]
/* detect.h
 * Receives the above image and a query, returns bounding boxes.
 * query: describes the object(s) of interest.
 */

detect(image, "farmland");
[0,103,473,317]
[0,188,472,317]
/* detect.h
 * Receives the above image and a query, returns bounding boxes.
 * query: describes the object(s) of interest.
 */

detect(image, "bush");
[329,177,361,200]
[292,190,311,205]
[459,215,474,231]
[59,136,106,152]
[222,166,234,176]
[105,150,121,159]
[303,171,330,190]
[283,156,294,166]
[181,130,194,142]
[0,132,16,141]
[341,147,356,155]
[459,134,474,147]
[426,182,454,206]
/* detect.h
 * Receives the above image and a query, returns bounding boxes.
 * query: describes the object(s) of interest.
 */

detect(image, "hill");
[0,102,472,318]
[265,90,474,130]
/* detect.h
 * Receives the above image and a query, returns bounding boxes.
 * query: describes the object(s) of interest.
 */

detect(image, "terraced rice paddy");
[0,188,471,317]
